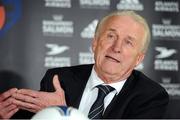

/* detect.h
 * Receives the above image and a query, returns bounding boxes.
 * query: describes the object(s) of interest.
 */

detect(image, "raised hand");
[12,75,66,113]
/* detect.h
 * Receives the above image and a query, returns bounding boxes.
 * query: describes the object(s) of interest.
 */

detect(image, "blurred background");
[0,0,180,118]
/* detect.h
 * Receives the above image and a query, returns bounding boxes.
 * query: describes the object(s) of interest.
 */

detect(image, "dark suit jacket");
[12,64,169,119]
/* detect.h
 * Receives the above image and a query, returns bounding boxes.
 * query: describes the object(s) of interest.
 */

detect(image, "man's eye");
[126,40,133,46]
[107,34,113,38]
[107,34,116,40]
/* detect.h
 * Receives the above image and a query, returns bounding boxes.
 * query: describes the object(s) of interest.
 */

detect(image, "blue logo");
[0,0,22,37]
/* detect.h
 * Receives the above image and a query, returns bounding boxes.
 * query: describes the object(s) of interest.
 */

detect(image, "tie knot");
[97,85,114,96]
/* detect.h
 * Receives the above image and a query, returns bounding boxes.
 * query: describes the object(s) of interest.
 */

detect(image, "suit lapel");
[65,64,93,108]
[103,70,136,118]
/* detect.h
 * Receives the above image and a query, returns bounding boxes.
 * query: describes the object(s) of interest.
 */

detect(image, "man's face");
[92,15,145,83]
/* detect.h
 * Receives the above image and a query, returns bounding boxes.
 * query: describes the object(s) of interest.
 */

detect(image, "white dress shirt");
[78,67,126,116]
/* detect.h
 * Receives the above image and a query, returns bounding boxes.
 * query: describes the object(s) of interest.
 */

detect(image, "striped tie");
[88,85,114,119]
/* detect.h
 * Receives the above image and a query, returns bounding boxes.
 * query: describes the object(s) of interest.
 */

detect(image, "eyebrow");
[127,35,135,41]
[108,28,116,32]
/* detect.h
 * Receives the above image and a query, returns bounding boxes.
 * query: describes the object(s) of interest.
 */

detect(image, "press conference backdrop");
[0,0,179,118]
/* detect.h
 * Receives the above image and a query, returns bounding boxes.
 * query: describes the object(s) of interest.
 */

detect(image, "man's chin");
[102,66,119,75]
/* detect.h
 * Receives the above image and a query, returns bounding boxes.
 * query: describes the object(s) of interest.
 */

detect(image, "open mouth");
[105,55,120,63]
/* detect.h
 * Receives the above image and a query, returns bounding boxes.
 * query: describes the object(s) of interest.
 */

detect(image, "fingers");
[53,75,62,91]
[0,90,19,119]
[0,100,19,119]
[3,107,19,119]
[13,99,40,113]
[12,89,38,106]
[3,104,18,114]
[12,91,39,105]
[16,89,39,98]
[19,106,39,113]
[12,89,42,110]
[0,97,14,108]
[12,94,41,113]
[12,89,44,113]
[0,88,18,101]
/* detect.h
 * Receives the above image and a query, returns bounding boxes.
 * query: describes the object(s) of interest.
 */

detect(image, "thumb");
[53,75,63,91]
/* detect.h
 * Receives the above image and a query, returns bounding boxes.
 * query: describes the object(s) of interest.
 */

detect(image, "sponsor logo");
[42,15,74,37]
[0,0,22,37]
[116,0,144,11]
[152,19,180,39]
[79,47,94,64]
[79,0,110,9]
[155,46,177,59]
[81,19,98,39]
[161,78,180,97]
[155,1,179,12]
[154,46,178,71]
[44,0,71,8]
[46,44,69,55]
[45,57,71,68]
[45,44,71,68]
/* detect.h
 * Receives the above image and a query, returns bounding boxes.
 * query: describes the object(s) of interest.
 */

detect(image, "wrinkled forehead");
[99,16,145,37]
[102,15,144,30]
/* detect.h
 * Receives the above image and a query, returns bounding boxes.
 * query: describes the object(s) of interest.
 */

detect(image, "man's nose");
[112,40,122,53]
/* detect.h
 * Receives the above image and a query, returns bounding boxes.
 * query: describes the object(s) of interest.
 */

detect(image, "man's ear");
[91,37,97,53]
[135,53,145,66]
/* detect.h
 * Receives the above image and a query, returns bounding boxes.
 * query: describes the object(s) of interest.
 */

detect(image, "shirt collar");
[88,66,126,94]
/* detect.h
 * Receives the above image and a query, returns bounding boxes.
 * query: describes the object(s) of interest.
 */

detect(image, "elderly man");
[1,10,169,119]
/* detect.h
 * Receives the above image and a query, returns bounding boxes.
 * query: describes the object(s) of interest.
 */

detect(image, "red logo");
[0,5,5,29]
[0,0,22,37]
